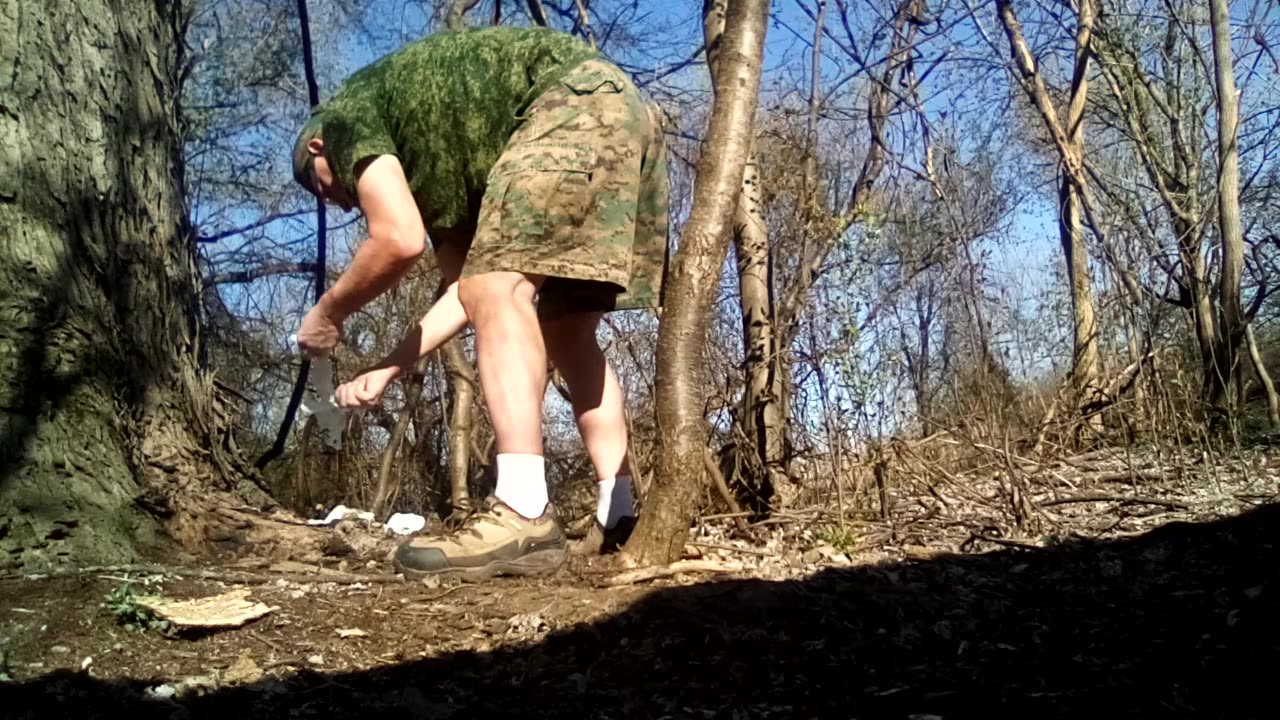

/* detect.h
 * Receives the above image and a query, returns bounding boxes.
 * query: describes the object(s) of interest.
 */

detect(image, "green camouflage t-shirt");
[314,26,598,240]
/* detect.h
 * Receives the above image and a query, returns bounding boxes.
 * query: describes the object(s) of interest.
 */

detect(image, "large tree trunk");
[624,0,771,565]
[1207,0,1245,418]
[0,0,267,570]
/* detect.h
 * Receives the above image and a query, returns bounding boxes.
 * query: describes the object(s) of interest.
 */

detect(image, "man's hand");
[336,366,399,409]
[298,305,343,358]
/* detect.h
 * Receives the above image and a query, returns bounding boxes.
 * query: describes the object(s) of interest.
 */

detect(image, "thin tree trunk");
[372,358,429,517]
[959,239,1001,382]
[705,0,784,509]
[998,0,1099,429]
[1208,0,1246,418]
[1245,324,1279,428]
[437,0,483,517]
[0,0,267,568]
[803,0,825,202]
[625,0,771,565]
[1123,308,1148,438]
[442,339,475,513]
[912,281,936,429]
[732,163,787,504]
[1060,0,1100,430]
[1093,13,1228,422]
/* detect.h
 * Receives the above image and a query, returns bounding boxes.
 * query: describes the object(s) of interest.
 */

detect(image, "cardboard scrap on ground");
[135,588,276,629]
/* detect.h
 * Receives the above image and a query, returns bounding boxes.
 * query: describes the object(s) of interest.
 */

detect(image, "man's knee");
[457,271,541,322]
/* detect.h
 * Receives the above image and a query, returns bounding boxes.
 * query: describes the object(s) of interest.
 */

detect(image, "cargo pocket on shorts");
[490,143,596,243]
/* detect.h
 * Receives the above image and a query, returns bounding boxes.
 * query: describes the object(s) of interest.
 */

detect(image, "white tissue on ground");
[306,504,376,526]
[385,513,427,536]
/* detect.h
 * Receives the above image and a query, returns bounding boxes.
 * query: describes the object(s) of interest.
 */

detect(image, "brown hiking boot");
[571,515,637,556]
[394,498,568,580]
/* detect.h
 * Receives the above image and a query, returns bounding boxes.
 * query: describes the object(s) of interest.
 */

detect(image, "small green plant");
[815,524,859,554]
[101,583,174,636]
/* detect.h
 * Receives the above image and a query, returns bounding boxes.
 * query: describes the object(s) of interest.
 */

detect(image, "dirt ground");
[3,450,1279,718]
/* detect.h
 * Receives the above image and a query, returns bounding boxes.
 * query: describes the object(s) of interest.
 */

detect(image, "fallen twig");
[700,511,754,521]
[963,533,1042,552]
[686,541,776,557]
[0,563,404,585]
[1038,493,1188,510]
[600,560,745,587]
[1088,471,1170,484]
[249,630,283,652]
[419,584,473,602]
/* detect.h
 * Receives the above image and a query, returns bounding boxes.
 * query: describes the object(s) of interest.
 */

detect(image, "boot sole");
[395,545,569,582]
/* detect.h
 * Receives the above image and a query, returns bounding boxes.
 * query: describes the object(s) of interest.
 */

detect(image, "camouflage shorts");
[462,58,670,315]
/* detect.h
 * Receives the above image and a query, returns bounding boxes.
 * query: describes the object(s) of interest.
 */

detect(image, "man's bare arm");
[335,245,474,406]
[315,155,426,322]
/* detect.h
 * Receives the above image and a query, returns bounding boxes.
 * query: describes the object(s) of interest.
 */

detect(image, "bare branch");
[446,0,482,30]
[207,261,320,285]
[196,210,311,243]
[526,0,549,26]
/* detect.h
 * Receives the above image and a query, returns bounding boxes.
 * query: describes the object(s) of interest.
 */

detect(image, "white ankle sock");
[596,474,635,529]
[494,453,548,519]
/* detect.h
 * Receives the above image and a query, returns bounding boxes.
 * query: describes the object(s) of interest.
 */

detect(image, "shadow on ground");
[8,502,1279,718]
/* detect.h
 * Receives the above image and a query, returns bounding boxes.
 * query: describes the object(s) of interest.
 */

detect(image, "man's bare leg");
[392,269,566,580]
[541,311,636,536]
[457,271,548,518]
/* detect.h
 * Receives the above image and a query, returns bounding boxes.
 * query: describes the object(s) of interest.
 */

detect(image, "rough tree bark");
[0,0,269,569]
[624,0,770,565]
[705,0,785,510]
